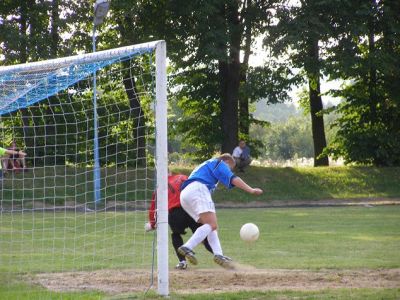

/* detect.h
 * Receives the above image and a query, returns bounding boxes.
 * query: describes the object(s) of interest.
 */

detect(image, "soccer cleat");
[175,261,188,270]
[177,246,198,265]
[213,255,235,270]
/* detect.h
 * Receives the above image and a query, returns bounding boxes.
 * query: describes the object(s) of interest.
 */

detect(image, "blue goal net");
[0,41,169,298]
[0,45,154,115]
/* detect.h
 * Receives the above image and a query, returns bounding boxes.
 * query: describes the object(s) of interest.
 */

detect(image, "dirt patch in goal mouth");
[32,267,400,295]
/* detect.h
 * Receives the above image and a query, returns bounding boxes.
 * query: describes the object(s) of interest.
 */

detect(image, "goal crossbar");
[0,41,162,75]
[0,40,169,297]
[0,41,164,116]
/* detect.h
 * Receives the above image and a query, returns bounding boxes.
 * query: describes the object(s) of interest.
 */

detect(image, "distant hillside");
[253,101,300,123]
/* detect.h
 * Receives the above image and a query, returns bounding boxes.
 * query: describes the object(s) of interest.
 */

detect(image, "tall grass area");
[196,166,399,202]
[1,166,399,207]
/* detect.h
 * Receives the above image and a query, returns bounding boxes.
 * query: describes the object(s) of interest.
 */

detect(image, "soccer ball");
[240,223,259,242]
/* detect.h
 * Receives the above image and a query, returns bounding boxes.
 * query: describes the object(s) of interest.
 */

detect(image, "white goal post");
[0,41,169,296]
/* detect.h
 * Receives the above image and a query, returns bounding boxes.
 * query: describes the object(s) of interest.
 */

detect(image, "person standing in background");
[232,140,252,172]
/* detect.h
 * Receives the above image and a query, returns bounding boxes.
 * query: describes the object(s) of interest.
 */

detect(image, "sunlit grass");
[209,166,400,202]
[2,166,399,207]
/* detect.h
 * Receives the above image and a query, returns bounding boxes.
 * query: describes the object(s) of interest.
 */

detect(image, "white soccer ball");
[240,223,260,242]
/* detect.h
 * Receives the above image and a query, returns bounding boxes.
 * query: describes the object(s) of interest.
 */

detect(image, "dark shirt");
[241,146,250,159]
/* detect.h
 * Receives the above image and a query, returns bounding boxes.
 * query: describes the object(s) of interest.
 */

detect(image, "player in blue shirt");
[178,153,263,269]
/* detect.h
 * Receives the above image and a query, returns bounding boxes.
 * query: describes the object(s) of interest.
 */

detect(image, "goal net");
[0,41,169,297]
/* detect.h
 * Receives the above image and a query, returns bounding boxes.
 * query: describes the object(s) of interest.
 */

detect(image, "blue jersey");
[181,158,236,192]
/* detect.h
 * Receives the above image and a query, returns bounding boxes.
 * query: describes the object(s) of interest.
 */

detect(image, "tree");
[0,0,81,165]
[102,0,171,165]
[325,0,400,166]
[266,0,343,166]
[263,115,314,161]
[164,0,278,157]
[251,101,338,162]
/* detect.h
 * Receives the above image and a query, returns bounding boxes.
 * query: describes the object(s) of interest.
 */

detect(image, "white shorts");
[180,181,215,222]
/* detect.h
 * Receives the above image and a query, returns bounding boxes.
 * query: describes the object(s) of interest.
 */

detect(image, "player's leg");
[188,216,213,254]
[18,156,27,170]
[179,182,215,264]
[13,157,21,170]
[171,232,187,269]
[8,156,15,170]
[208,227,234,269]
[233,157,241,171]
[1,158,8,174]
[180,182,234,269]
[242,157,252,170]
[169,208,188,269]
[177,217,213,265]
[198,211,235,269]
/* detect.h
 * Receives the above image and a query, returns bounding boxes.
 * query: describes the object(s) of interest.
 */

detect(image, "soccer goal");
[0,41,169,297]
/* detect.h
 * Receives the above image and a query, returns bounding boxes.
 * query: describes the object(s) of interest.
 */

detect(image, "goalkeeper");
[145,173,213,270]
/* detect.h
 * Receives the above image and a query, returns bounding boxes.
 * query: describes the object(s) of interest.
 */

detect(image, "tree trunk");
[116,21,146,165]
[44,0,61,165]
[18,0,34,161]
[307,37,329,167]
[368,0,377,119]
[50,0,60,58]
[219,1,241,154]
[238,0,252,136]
[219,62,240,154]
[381,0,398,101]
[123,70,146,166]
[19,0,28,63]
[368,0,384,165]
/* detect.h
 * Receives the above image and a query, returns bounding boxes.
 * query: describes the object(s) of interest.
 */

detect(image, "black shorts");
[168,207,201,235]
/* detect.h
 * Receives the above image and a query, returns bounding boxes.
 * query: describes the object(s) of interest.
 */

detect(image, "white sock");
[183,224,212,250]
[207,230,223,256]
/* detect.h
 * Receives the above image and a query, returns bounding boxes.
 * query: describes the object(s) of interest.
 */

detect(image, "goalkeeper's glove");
[144,222,155,232]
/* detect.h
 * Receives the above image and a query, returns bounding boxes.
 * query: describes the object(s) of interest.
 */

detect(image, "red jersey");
[148,174,188,228]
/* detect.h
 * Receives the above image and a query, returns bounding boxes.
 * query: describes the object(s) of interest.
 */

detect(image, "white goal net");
[0,41,169,298]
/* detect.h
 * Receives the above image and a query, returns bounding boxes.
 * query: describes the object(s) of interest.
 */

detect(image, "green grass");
[1,285,399,300]
[197,206,400,269]
[209,166,400,202]
[0,211,153,273]
[2,166,399,208]
[1,165,399,299]
[138,289,400,300]
[0,280,103,300]
[1,166,153,207]
[1,206,399,299]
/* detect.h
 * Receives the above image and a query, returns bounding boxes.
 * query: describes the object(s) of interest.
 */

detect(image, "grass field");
[176,165,400,202]
[1,166,400,207]
[1,166,153,207]
[1,206,399,299]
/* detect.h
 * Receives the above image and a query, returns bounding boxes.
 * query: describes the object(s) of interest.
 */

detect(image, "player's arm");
[231,177,263,195]
[5,149,26,157]
[0,147,25,157]
[145,193,157,232]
